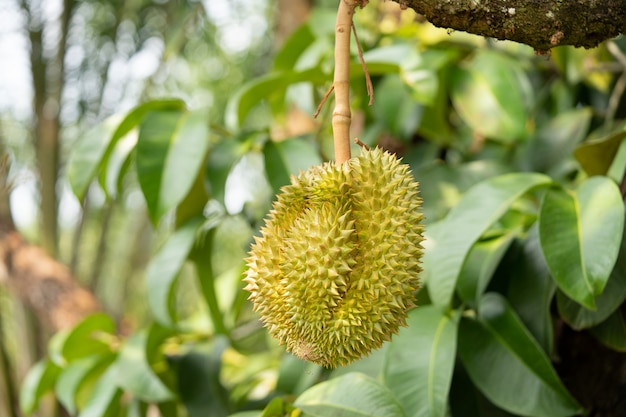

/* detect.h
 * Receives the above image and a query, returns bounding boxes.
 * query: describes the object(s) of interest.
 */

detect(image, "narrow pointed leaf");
[147,217,203,326]
[458,293,581,417]
[539,177,624,310]
[427,173,552,308]
[383,306,458,417]
[295,373,406,417]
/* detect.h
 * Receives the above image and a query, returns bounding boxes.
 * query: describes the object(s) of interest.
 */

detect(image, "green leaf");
[172,336,231,417]
[20,359,61,415]
[458,293,581,417]
[67,99,186,201]
[56,354,117,415]
[589,310,626,352]
[206,135,251,205]
[506,226,556,353]
[295,373,406,417]
[426,173,552,308]
[520,108,592,176]
[276,354,323,396]
[556,233,626,329]
[49,313,115,365]
[115,326,175,403]
[539,177,624,309]
[225,68,326,130]
[78,365,123,417]
[136,110,210,224]
[68,116,123,200]
[574,131,626,176]
[273,24,316,72]
[457,232,517,305]
[147,217,203,326]
[383,306,458,417]
[373,75,422,141]
[451,50,532,142]
[263,137,322,193]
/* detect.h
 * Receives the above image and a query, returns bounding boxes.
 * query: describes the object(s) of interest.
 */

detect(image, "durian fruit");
[244,147,424,368]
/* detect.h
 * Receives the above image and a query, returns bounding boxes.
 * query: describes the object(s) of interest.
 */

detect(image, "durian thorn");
[353,137,370,151]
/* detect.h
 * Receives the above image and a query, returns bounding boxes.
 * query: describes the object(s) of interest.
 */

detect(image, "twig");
[354,137,370,150]
[352,22,374,106]
[314,85,334,119]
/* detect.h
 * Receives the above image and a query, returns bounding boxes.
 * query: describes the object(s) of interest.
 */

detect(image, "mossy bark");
[394,0,626,52]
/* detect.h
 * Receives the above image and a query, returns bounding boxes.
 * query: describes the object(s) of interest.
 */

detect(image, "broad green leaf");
[68,116,123,200]
[426,173,552,308]
[137,110,210,224]
[449,363,518,417]
[556,231,626,329]
[99,129,137,199]
[56,354,116,415]
[520,108,592,176]
[451,50,532,142]
[539,177,624,309]
[147,217,204,326]
[20,359,61,415]
[589,310,626,352]
[295,373,406,417]
[574,131,626,176]
[276,354,323,396]
[506,226,556,353]
[79,365,122,417]
[225,68,326,130]
[263,137,322,193]
[457,232,517,305]
[458,293,581,417]
[206,136,250,205]
[373,75,422,141]
[49,313,115,365]
[115,327,175,402]
[383,306,458,417]
[228,413,262,417]
[172,336,231,417]
[273,24,316,72]
[68,99,186,201]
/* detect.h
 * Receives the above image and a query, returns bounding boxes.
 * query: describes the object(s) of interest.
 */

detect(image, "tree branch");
[394,0,626,52]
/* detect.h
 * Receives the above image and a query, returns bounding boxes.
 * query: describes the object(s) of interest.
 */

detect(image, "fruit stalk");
[332,0,359,163]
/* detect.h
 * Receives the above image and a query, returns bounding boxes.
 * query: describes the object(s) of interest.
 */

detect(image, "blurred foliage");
[7,1,626,416]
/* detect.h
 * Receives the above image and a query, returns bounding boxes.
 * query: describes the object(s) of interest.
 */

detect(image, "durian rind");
[244,147,424,368]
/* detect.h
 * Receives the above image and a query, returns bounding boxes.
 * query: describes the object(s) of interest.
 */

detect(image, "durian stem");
[333,0,359,164]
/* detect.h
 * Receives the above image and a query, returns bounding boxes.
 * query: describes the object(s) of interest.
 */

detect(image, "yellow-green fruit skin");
[244,148,424,368]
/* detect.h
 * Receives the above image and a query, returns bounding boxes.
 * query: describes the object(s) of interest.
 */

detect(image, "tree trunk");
[394,0,626,52]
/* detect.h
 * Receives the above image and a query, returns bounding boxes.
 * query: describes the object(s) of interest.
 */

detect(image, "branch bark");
[394,0,626,52]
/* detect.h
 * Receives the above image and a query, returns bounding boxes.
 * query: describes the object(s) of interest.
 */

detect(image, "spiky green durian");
[244,147,424,368]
